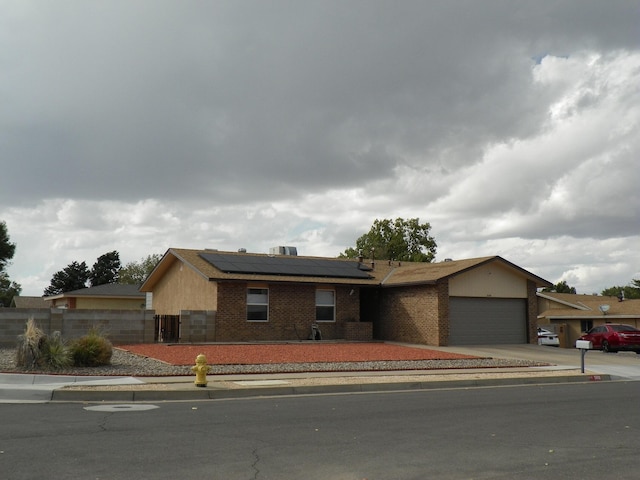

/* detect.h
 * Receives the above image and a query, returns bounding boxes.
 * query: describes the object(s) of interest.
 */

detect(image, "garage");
[449,297,527,345]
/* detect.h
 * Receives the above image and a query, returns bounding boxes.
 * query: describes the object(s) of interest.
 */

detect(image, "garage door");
[449,297,527,345]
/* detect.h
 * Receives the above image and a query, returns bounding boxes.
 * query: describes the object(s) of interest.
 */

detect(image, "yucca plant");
[16,317,45,368]
[40,332,72,370]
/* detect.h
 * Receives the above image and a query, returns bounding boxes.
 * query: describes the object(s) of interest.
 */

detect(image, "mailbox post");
[575,340,593,373]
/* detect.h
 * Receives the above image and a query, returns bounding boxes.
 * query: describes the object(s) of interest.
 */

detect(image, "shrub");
[16,321,113,370]
[16,317,46,368]
[40,332,72,370]
[69,328,113,367]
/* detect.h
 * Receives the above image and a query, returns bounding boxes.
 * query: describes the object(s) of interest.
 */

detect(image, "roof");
[140,248,552,291]
[141,249,381,290]
[200,250,373,279]
[10,296,49,308]
[538,292,640,320]
[44,283,144,301]
[377,256,551,287]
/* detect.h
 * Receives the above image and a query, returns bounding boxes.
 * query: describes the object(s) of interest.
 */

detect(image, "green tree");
[0,221,16,272]
[0,221,20,306]
[0,272,22,307]
[601,280,640,300]
[44,261,90,296]
[89,250,121,286]
[119,254,162,284]
[542,280,576,294]
[341,217,437,262]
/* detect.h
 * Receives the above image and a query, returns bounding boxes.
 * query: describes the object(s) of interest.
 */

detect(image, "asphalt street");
[1,381,638,479]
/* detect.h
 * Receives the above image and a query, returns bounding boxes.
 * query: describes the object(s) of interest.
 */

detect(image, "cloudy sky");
[1,0,639,296]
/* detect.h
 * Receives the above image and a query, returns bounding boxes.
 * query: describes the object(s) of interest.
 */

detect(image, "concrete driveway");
[418,343,640,380]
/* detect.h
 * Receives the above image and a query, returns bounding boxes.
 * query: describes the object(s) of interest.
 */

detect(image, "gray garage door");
[449,297,527,345]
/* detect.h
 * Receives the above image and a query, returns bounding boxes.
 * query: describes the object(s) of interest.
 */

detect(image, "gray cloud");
[1,1,639,295]
[4,1,629,202]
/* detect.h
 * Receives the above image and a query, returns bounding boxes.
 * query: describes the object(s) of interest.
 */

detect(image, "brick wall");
[377,283,445,345]
[214,282,361,342]
[436,280,450,345]
[344,322,373,341]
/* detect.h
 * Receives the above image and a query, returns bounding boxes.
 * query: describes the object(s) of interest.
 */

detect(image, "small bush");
[69,329,113,367]
[41,332,72,370]
[16,321,113,370]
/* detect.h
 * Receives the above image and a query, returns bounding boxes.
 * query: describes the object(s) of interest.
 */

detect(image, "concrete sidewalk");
[3,344,638,403]
[48,366,605,403]
[0,373,145,403]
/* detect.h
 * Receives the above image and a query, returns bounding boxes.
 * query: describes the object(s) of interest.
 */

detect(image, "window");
[316,289,335,322]
[247,288,268,321]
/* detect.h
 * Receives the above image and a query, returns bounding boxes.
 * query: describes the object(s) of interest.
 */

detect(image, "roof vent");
[269,246,298,256]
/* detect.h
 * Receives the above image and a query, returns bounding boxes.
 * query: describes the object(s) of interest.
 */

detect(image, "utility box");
[576,340,592,350]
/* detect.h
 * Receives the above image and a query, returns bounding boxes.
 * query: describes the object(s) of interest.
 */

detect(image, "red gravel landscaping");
[117,342,479,366]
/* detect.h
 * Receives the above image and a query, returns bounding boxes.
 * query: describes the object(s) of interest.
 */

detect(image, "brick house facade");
[214,282,360,342]
[141,249,551,346]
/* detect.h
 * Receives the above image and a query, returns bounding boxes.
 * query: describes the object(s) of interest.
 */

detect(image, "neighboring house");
[9,296,49,308]
[43,283,145,310]
[140,248,551,346]
[537,292,640,347]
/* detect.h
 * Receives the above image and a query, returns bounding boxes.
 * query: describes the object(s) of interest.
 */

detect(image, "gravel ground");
[0,347,548,377]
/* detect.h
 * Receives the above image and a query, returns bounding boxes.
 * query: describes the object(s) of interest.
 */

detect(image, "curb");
[50,373,611,403]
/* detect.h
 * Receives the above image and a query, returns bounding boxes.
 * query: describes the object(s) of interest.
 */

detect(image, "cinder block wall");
[215,282,360,342]
[0,309,154,347]
[60,309,155,344]
[0,309,51,347]
[179,310,216,343]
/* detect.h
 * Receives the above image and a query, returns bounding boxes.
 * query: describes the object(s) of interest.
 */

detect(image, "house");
[140,248,551,346]
[10,296,49,308]
[43,283,145,310]
[537,292,640,347]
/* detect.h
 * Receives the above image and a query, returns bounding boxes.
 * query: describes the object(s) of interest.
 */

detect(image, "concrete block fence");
[0,309,374,347]
[0,308,155,347]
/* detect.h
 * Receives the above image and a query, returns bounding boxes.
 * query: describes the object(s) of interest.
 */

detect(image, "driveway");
[415,343,640,380]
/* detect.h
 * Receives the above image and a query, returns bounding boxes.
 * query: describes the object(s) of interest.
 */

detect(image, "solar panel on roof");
[199,252,372,279]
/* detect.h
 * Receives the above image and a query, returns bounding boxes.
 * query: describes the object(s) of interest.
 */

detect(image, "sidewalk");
[0,373,144,403]
[3,343,634,403]
[0,365,597,403]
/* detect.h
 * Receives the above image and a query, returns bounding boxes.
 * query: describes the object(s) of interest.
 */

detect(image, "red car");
[580,324,640,353]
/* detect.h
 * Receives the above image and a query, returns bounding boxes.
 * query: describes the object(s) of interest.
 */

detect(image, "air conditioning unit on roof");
[269,246,298,256]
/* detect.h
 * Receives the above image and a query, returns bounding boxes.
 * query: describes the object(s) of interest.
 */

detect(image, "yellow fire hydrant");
[191,354,211,387]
